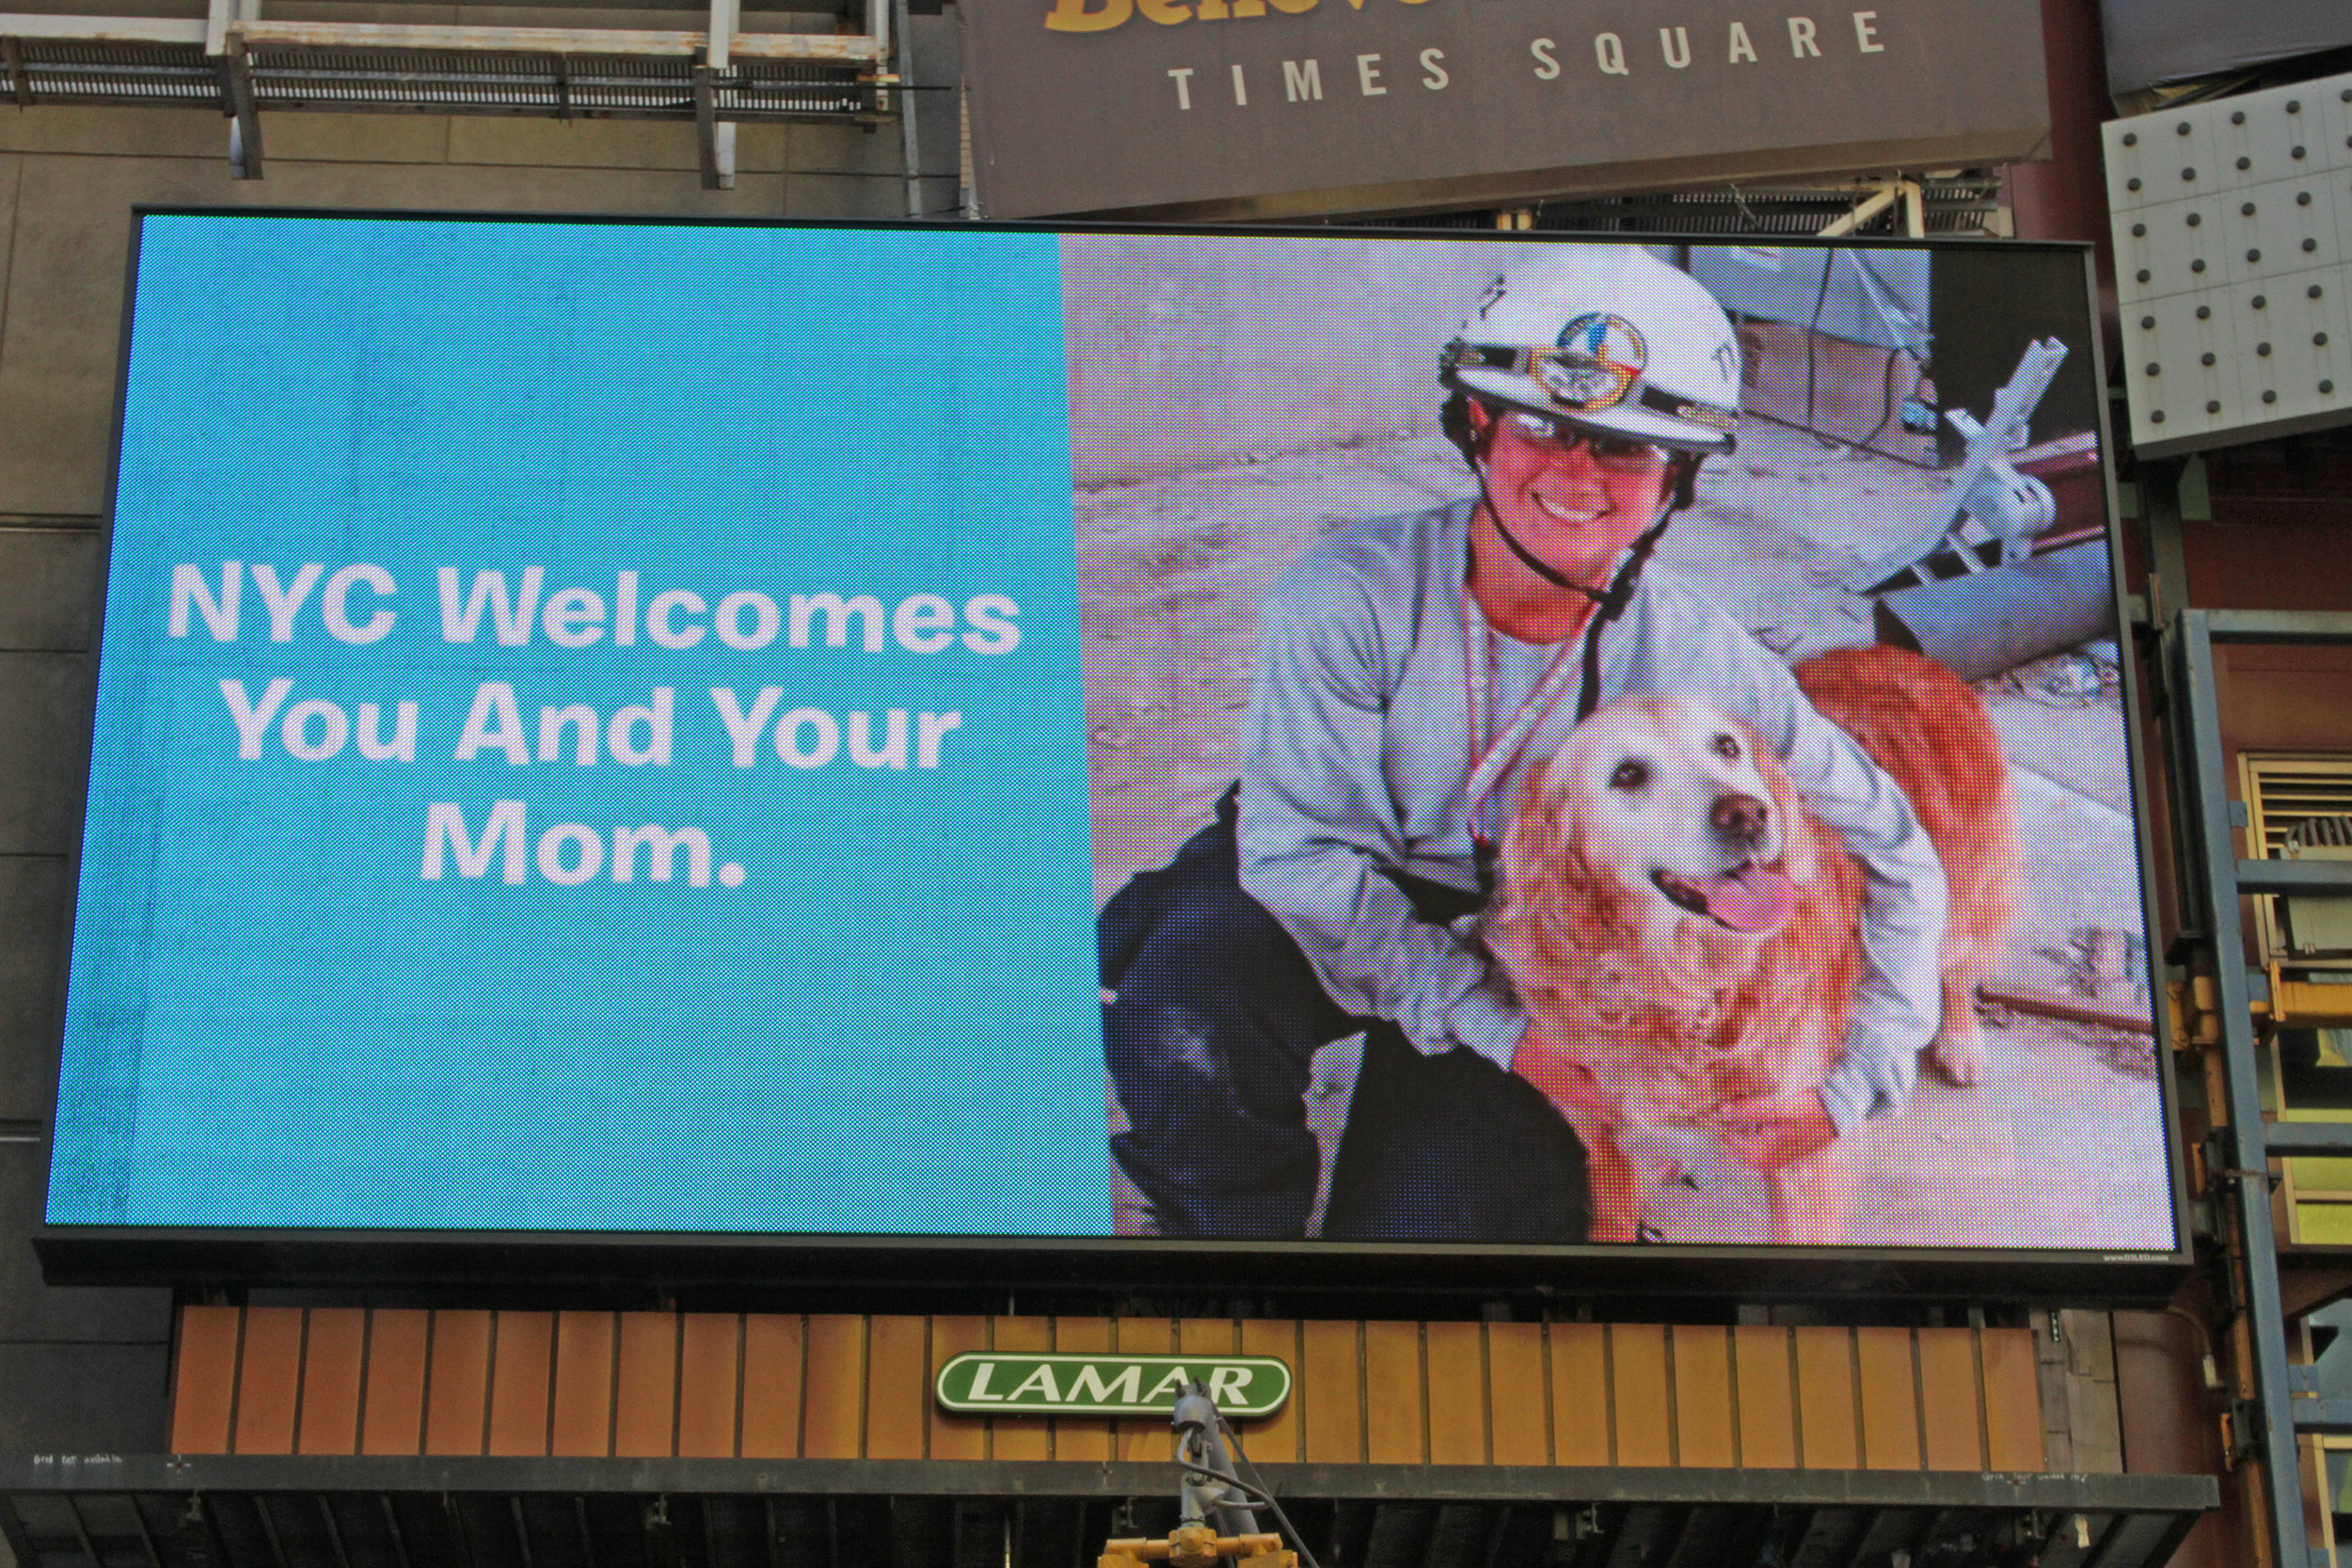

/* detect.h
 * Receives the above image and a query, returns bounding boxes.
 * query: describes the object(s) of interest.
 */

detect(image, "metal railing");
[0,0,906,188]
[2149,467,2352,1568]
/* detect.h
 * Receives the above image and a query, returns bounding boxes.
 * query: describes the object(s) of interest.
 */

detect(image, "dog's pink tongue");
[1696,864,1798,935]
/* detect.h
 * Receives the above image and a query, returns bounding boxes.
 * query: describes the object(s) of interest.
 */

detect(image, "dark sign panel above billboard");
[43,214,2179,1295]
[961,0,2053,220]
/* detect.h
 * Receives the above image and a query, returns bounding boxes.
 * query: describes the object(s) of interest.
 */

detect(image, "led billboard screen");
[47,214,2176,1271]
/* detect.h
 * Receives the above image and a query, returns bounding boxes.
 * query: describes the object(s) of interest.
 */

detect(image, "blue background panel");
[49,215,1108,1234]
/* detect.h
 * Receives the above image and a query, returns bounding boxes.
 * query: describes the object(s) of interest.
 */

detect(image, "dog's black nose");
[1710,793,1770,847]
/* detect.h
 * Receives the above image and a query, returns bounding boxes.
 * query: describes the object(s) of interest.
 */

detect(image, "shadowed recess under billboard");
[45,214,2176,1271]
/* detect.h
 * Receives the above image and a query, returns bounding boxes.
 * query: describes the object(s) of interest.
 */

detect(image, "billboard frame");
[35,209,2191,1305]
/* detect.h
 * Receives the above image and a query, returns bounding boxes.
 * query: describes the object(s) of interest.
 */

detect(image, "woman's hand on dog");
[1712,1091,1838,1172]
[1512,1024,1618,1118]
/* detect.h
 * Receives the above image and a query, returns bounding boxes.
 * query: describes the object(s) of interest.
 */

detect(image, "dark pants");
[1098,792,1590,1242]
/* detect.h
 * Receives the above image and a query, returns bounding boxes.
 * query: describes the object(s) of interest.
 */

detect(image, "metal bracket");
[2228,1400,2267,1465]
[2,38,29,106]
[691,59,733,191]
[2201,1129,2281,1194]
[219,33,262,180]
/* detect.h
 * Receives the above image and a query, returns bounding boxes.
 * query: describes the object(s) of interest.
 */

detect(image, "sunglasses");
[1498,410,1675,475]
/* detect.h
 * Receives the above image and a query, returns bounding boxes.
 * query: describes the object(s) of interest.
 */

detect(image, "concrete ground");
[1084,420,2174,1251]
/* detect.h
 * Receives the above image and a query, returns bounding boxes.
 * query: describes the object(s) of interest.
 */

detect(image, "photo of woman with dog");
[1077,233,2172,1252]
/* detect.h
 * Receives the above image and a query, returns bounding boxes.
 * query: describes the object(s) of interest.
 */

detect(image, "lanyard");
[1460,589,1588,857]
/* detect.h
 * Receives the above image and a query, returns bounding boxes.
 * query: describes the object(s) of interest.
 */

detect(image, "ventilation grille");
[2288,814,2352,851]
[2241,753,2352,962]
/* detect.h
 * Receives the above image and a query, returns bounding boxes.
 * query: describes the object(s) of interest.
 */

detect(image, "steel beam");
[2205,610,2352,646]
[893,0,916,218]
[222,19,879,58]
[221,32,262,179]
[691,60,721,190]
[2236,861,2352,897]
[2290,1400,2352,1434]
[0,12,202,40]
[2265,1123,2352,1158]
[2177,607,2312,1568]
[2137,458,2189,626]
[0,1456,2223,1514]
[700,0,733,189]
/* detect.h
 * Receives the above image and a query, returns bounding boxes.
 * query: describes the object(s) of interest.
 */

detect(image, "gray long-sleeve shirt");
[1234,499,1948,1135]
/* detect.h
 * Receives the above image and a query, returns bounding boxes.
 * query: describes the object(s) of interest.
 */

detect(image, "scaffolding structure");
[0,0,914,194]
[2145,462,2352,1568]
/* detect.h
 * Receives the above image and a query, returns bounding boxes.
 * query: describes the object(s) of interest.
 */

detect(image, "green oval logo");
[932,1352,1292,1418]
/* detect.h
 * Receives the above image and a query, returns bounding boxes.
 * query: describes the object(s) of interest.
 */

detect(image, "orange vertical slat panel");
[1855,1327,1922,1471]
[548,1311,616,1458]
[1239,1321,1301,1464]
[676,1315,741,1460]
[487,1313,554,1458]
[1486,1323,1547,1466]
[1549,1323,1610,1466]
[1423,1322,1486,1465]
[172,1306,243,1455]
[988,1317,1053,1462]
[1052,1318,1114,1463]
[739,1315,804,1459]
[297,1309,365,1456]
[1362,1321,1423,1465]
[1611,1325,1672,1467]
[232,1307,303,1455]
[1178,1318,1238,1354]
[1298,1321,1362,1465]
[1673,1327,1735,1469]
[360,1311,430,1456]
[1917,1329,1984,1471]
[1979,1328,2046,1471]
[1115,1319,1175,1462]
[929,1317,989,1462]
[612,1313,679,1458]
[422,1310,492,1456]
[1792,1327,1859,1469]
[864,1317,929,1461]
[802,1315,867,1460]
[1733,1326,1796,1470]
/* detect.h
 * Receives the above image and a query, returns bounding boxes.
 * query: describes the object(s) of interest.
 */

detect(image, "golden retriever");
[1486,644,2017,1244]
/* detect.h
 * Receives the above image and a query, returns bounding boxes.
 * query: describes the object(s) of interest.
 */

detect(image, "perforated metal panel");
[2106,74,2352,455]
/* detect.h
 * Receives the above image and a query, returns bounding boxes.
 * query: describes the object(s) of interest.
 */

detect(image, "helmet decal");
[1438,250,1740,451]
[1537,312,1647,412]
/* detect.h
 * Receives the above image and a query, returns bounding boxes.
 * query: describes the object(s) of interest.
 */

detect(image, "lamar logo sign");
[961,0,2049,219]
[933,1353,1293,1418]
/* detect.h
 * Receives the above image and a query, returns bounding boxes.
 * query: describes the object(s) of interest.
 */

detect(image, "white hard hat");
[1442,247,1742,454]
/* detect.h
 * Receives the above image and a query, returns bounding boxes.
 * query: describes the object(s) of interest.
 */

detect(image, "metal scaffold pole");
[2173,604,2311,1568]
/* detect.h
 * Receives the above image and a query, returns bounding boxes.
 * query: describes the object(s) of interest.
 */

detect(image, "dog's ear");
[1499,763,1638,967]
[1499,760,1572,907]
[1756,745,1819,882]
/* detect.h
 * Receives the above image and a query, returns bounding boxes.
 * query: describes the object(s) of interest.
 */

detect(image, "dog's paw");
[1926,1031,1986,1087]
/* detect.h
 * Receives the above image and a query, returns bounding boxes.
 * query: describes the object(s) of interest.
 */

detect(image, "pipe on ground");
[1871,541,2114,681]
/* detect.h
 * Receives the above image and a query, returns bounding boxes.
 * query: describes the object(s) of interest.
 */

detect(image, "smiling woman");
[1460,402,1674,644]
[1078,233,2169,1256]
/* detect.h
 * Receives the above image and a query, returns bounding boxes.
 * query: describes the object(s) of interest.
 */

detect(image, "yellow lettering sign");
[1043,0,1132,30]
